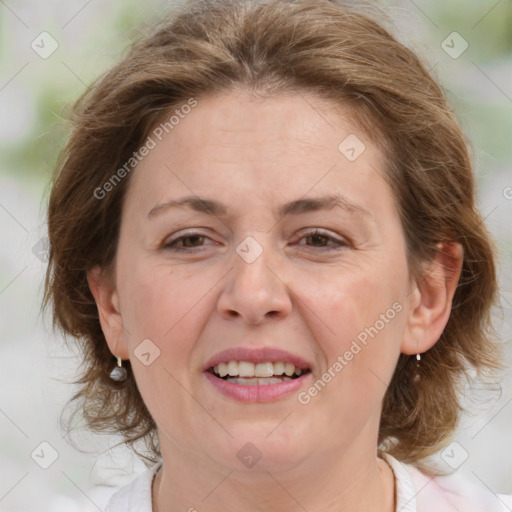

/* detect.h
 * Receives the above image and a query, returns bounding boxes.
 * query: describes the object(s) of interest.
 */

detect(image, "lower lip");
[204,371,311,402]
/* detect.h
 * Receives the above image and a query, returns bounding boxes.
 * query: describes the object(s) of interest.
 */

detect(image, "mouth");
[203,347,313,402]
[207,360,311,385]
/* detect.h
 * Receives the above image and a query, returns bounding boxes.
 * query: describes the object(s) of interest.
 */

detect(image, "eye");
[162,231,214,252]
[162,228,348,253]
[294,229,348,251]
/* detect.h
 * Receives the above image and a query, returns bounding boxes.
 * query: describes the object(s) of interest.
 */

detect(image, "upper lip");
[203,347,312,372]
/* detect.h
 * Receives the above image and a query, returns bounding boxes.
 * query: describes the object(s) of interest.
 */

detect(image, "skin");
[88,88,463,512]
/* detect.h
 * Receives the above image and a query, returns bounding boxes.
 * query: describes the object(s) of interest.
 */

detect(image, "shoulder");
[105,461,162,512]
[383,453,511,512]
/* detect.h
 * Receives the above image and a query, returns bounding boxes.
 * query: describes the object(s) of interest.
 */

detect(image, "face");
[97,89,421,474]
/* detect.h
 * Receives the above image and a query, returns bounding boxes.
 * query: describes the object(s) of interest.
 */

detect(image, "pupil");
[311,235,326,246]
[185,235,202,247]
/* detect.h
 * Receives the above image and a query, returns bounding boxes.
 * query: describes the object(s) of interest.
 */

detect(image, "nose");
[216,238,293,325]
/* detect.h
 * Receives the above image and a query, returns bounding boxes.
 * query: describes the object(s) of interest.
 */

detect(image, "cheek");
[307,268,404,349]
[116,262,208,422]
[303,264,407,405]
[118,260,203,340]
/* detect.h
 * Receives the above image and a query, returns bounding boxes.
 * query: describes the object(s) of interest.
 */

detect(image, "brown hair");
[43,0,501,471]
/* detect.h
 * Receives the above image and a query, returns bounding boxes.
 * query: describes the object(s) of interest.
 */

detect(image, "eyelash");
[162,229,348,253]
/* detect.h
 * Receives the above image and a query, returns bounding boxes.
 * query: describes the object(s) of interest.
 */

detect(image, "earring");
[109,356,127,382]
[413,353,421,383]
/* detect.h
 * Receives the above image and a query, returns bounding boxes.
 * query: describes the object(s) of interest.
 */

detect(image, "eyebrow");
[147,193,373,221]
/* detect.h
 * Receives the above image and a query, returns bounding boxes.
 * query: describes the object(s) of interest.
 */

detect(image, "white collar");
[105,460,161,512]
[382,453,418,512]
[105,457,416,512]
[105,454,511,512]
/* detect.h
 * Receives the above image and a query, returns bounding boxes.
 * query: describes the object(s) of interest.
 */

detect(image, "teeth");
[217,362,228,377]
[239,361,255,377]
[227,361,238,376]
[255,362,273,377]
[226,377,293,385]
[212,360,306,378]
[273,362,285,375]
[284,362,295,377]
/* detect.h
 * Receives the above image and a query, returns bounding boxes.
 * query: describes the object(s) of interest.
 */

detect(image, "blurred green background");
[1,0,511,178]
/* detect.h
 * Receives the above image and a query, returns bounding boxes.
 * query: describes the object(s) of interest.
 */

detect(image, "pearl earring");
[109,356,127,382]
[413,353,421,383]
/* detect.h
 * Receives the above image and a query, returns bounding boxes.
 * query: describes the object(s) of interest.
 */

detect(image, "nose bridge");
[235,235,276,292]
[217,234,292,323]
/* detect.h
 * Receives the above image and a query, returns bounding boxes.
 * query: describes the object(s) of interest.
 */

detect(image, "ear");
[401,241,464,355]
[87,265,129,360]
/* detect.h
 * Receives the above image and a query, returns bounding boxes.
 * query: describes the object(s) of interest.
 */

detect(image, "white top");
[105,454,511,512]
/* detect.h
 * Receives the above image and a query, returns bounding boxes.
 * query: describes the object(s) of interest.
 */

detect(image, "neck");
[152,441,395,512]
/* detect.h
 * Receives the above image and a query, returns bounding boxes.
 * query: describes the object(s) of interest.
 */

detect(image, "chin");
[206,424,311,474]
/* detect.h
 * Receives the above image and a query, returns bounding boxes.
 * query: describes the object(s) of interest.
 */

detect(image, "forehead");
[144,89,374,160]
[125,89,394,220]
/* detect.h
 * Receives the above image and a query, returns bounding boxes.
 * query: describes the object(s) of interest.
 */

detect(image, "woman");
[43,0,510,510]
